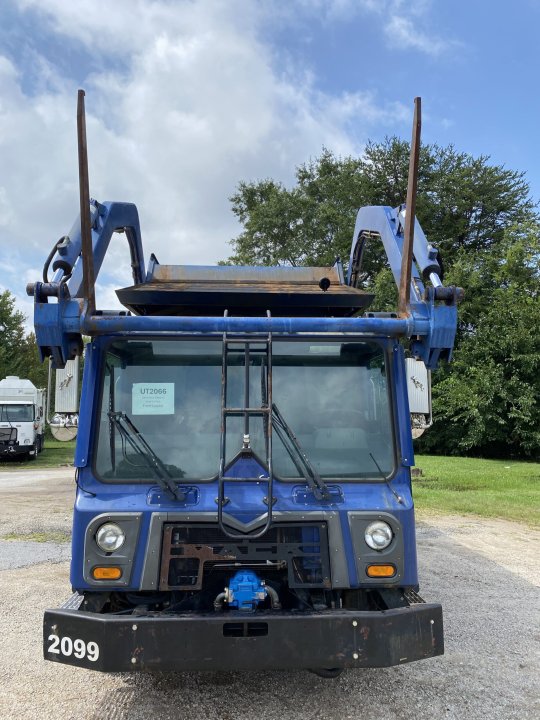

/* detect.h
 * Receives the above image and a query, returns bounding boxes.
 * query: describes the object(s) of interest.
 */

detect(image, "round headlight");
[96,522,125,552]
[365,521,393,550]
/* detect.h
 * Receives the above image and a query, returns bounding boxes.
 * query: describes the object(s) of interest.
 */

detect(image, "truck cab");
[32,212,461,674]
[31,92,461,675]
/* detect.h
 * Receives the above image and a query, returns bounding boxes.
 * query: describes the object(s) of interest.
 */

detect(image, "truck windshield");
[0,404,34,422]
[95,339,394,481]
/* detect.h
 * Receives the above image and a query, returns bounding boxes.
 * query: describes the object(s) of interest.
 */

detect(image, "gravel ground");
[0,539,71,570]
[0,468,538,720]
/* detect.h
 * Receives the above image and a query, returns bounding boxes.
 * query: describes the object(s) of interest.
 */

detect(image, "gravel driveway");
[0,468,538,720]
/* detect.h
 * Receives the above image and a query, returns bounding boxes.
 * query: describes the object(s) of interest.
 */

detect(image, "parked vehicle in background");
[0,376,46,459]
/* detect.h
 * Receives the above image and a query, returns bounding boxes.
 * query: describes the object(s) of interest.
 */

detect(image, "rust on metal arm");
[398,96,421,317]
[77,89,96,316]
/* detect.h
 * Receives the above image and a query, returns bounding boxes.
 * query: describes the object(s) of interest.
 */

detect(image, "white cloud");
[384,14,450,56]
[386,0,459,56]
[2,0,413,329]
[294,0,456,56]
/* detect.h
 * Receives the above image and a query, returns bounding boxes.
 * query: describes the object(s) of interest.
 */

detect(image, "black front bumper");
[0,444,33,456]
[44,599,443,672]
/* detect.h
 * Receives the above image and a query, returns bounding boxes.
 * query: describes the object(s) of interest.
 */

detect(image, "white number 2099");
[47,634,99,662]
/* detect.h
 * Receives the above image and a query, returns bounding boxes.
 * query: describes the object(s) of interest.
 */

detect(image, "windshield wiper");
[271,403,331,501]
[108,411,185,501]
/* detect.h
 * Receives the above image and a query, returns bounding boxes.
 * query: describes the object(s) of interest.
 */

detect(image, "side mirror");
[405,358,432,439]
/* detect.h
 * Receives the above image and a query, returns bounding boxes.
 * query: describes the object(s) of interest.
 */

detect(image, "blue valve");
[213,570,281,612]
[228,570,267,610]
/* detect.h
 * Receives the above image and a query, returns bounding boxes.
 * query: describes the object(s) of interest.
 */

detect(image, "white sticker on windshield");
[132,383,175,415]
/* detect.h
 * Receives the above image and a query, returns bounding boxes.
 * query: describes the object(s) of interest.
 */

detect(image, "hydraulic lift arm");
[347,98,463,367]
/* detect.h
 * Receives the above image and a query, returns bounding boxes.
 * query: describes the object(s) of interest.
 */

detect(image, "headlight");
[96,522,125,552]
[365,521,393,550]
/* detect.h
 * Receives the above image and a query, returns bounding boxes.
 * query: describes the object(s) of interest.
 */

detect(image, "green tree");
[362,140,534,262]
[18,332,49,389]
[225,140,540,458]
[0,290,27,380]
[228,150,370,268]
[418,223,540,458]
[0,292,50,389]
[227,139,534,282]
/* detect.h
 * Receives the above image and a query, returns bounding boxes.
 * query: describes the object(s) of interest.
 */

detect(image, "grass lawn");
[0,438,76,470]
[413,454,540,526]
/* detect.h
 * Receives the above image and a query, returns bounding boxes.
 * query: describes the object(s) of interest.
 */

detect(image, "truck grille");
[159,523,331,591]
[0,427,17,445]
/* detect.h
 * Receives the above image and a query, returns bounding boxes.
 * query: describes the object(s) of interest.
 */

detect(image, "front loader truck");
[30,94,461,676]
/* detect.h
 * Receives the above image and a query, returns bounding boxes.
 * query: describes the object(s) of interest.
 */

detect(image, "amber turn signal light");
[92,566,122,580]
[366,564,396,578]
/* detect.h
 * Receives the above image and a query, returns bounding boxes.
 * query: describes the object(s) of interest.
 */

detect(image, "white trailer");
[0,376,46,458]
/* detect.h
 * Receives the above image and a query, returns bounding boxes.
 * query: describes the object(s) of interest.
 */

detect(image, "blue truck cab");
[30,93,461,675]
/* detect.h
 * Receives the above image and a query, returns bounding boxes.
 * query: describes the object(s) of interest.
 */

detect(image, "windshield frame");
[91,335,399,484]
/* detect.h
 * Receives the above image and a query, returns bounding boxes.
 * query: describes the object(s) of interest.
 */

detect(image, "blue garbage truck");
[30,93,461,675]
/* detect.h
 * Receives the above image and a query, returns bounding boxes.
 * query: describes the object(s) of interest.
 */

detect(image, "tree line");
[225,139,540,459]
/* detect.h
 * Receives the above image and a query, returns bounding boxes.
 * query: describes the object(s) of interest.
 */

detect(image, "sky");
[0,0,539,329]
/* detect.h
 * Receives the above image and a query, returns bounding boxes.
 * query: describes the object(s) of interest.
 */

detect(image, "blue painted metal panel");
[348,206,425,305]
[70,469,419,591]
[392,343,415,467]
[32,200,145,367]
[82,314,422,336]
[33,295,82,365]
[60,200,145,298]
[222,456,270,525]
[347,205,459,368]
[74,342,100,469]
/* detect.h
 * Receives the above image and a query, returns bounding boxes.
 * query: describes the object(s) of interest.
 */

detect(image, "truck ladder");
[217,310,274,539]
